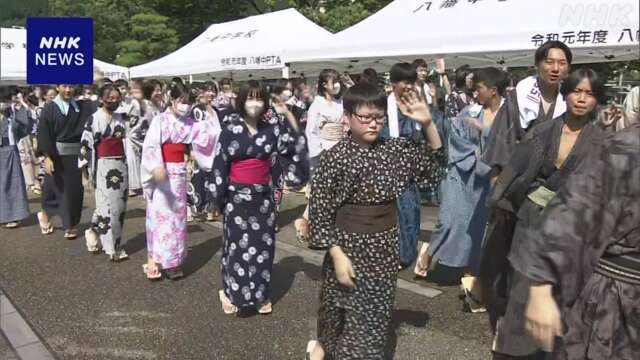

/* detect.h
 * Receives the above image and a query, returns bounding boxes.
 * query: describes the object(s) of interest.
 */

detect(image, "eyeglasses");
[353,113,386,125]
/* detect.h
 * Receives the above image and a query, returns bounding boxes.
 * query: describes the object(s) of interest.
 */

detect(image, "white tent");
[130,8,332,81]
[288,0,640,75]
[0,27,129,84]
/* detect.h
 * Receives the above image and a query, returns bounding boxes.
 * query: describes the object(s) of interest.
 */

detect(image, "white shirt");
[305,95,344,158]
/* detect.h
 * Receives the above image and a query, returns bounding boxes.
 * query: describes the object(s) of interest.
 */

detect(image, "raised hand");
[399,90,433,126]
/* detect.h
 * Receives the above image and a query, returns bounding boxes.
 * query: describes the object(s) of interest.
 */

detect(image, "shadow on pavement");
[183,235,223,278]
[124,208,146,220]
[386,309,431,359]
[270,255,322,306]
[277,203,306,228]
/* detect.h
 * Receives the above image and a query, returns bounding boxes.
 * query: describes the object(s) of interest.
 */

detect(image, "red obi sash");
[162,143,186,163]
[230,158,271,184]
[96,137,125,158]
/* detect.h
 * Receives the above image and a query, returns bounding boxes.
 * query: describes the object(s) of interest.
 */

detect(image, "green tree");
[248,0,392,32]
[116,12,179,66]
[49,0,153,62]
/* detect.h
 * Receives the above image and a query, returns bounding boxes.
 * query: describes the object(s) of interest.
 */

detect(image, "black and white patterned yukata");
[309,135,445,359]
[80,108,129,256]
[209,110,307,308]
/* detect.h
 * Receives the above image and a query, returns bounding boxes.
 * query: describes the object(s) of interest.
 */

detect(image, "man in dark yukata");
[36,84,95,239]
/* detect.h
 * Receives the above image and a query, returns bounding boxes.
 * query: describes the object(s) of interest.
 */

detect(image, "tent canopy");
[0,27,129,85]
[130,8,332,81]
[288,0,640,75]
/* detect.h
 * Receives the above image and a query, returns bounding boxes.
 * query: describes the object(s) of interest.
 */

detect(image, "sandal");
[258,301,272,315]
[109,249,129,262]
[142,263,162,280]
[206,211,220,222]
[164,267,184,280]
[218,290,238,315]
[85,229,101,253]
[64,229,78,240]
[37,212,54,235]
[294,218,309,244]
[305,340,318,360]
[413,242,430,278]
[4,222,19,229]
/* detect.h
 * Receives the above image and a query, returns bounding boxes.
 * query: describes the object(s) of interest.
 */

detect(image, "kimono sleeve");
[208,129,231,212]
[405,138,446,194]
[141,114,165,196]
[277,115,309,187]
[308,149,344,249]
[304,100,322,158]
[78,113,95,170]
[508,136,628,305]
[36,103,57,157]
[188,112,221,172]
[448,108,481,173]
[482,92,522,172]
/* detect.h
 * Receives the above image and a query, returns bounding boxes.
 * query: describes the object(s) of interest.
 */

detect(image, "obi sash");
[56,142,82,156]
[335,202,397,234]
[161,143,186,163]
[230,158,270,184]
[319,122,344,142]
[96,137,125,158]
[595,253,640,285]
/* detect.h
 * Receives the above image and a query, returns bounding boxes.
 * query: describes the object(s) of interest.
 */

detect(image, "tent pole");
[189,75,193,84]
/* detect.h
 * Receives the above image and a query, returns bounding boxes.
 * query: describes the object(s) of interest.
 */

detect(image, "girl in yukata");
[80,85,130,261]
[295,69,345,242]
[141,83,221,280]
[209,80,308,315]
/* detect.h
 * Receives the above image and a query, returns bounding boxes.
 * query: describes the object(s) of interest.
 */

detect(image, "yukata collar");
[347,133,381,150]
[53,94,79,116]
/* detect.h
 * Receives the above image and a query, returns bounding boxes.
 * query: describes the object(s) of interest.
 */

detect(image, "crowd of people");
[0,40,639,359]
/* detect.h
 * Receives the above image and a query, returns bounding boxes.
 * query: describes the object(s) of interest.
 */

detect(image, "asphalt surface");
[0,190,492,360]
[0,331,18,360]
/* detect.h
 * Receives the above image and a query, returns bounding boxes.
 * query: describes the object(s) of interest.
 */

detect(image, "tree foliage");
[116,13,179,67]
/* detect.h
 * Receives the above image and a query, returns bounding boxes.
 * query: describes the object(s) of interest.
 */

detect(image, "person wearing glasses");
[305,83,444,359]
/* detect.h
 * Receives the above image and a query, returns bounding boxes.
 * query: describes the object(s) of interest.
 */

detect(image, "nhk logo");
[36,36,85,66]
[27,17,93,84]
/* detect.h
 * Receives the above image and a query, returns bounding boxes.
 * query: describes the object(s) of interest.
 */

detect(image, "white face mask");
[331,83,341,95]
[175,103,191,118]
[245,100,264,118]
[281,90,293,102]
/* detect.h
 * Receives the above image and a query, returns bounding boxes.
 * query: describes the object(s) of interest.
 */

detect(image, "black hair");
[171,77,183,85]
[236,80,269,118]
[534,40,573,66]
[473,67,509,97]
[390,63,417,83]
[169,83,197,104]
[203,81,218,93]
[271,79,291,96]
[454,65,472,90]
[99,84,121,99]
[411,59,428,70]
[560,68,606,105]
[360,68,379,85]
[114,79,128,88]
[26,94,39,107]
[343,83,387,115]
[143,79,162,100]
[317,69,341,98]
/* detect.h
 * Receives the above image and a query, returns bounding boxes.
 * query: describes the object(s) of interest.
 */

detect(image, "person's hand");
[43,157,55,175]
[464,116,484,130]
[151,166,167,183]
[272,98,289,115]
[599,104,623,128]
[341,73,355,88]
[329,246,356,289]
[525,284,562,352]
[399,90,433,126]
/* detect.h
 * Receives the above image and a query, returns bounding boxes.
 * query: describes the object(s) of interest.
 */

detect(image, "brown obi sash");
[96,137,125,158]
[335,202,397,234]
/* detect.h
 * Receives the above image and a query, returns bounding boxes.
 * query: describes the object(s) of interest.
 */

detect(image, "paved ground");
[0,190,492,360]
[0,332,19,360]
